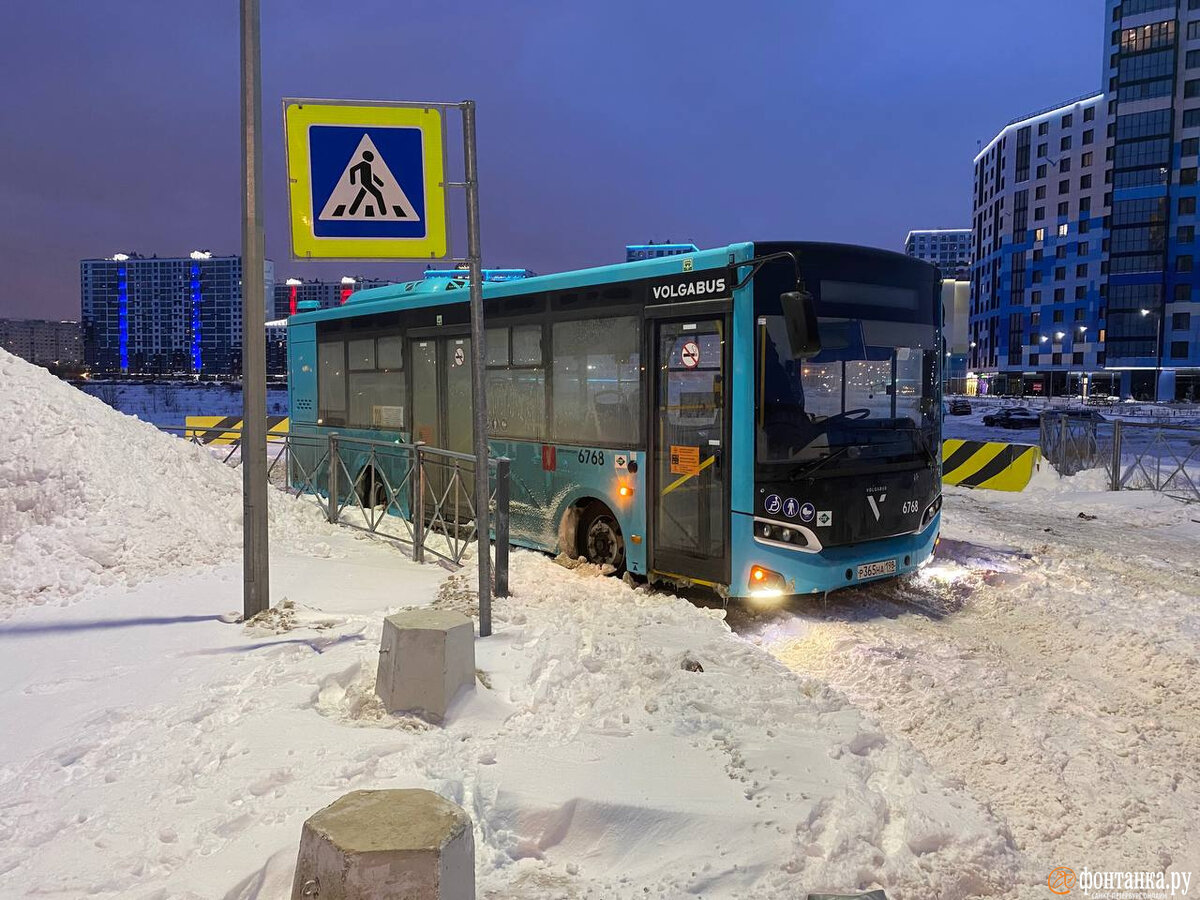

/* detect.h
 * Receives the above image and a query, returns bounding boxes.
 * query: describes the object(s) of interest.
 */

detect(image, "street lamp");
[1140,308,1164,401]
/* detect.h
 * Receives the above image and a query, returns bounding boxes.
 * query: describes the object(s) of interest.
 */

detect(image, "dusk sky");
[0,0,1103,321]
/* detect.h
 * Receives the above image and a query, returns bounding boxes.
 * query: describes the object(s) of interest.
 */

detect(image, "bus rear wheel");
[577,502,626,573]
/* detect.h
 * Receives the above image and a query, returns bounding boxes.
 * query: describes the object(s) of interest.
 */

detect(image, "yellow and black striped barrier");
[941,439,1040,492]
[184,415,289,446]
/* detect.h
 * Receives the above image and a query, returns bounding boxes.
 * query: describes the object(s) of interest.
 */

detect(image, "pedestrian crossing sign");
[284,100,447,260]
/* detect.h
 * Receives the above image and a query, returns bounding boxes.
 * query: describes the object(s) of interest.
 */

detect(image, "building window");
[1184,108,1200,129]
[1055,266,1066,280]
[1178,255,1194,272]
[1077,263,1089,277]
[1033,270,1044,283]
[1189,48,1200,69]
[1058,223,1069,237]
[1180,225,1195,242]
[1032,292,1042,305]
[1057,245,1068,259]
[1059,178,1070,195]
[1189,21,1200,40]
[1029,353,1040,365]
[1188,80,1200,100]
[1035,227,1046,242]
[1170,340,1190,359]
[1075,286,1087,300]
[1039,121,1048,136]
[1060,136,1072,151]
[1035,206,1045,221]
[1080,174,1092,189]
[1037,142,1048,158]
[1035,185,1047,200]
[1174,312,1192,329]
[1061,113,1072,128]
[1054,308,1065,321]
[1073,352,1084,365]
[1183,168,1199,185]
[1175,285,1191,302]
[1181,197,1198,215]
[1037,163,1048,179]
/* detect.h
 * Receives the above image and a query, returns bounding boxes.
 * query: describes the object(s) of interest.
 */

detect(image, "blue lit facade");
[968,2,1200,401]
[117,265,129,371]
[189,262,202,371]
[81,253,274,375]
[971,94,1111,397]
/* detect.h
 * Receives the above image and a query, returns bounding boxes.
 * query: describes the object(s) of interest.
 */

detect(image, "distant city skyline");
[0,0,1102,320]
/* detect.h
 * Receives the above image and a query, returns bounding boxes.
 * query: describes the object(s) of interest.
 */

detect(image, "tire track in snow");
[733,502,1200,888]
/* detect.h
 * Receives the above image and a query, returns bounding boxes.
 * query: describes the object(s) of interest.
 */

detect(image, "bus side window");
[347,333,406,430]
[486,324,547,440]
[551,316,641,446]
[317,339,347,427]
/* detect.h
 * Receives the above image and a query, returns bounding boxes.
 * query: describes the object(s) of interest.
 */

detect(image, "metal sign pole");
[461,101,492,637]
[240,0,270,620]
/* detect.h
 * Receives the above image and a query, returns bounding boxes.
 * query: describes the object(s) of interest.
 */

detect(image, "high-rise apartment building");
[81,252,274,375]
[968,2,1200,400]
[905,229,973,279]
[1102,0,1200,400]
[970,93,1110,397]
[0,318,82,368]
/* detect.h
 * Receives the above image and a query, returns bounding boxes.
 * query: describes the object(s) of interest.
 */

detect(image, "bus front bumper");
[729,512,941,599]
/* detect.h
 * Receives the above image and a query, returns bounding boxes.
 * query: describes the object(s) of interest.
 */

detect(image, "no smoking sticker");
[681,340,700,369]
[452,346,465,367]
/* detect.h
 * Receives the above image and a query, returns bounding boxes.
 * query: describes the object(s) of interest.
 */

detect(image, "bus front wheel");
[577,502,626,573]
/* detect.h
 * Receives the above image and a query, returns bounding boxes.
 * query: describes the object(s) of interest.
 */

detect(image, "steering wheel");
[820,408,871,424]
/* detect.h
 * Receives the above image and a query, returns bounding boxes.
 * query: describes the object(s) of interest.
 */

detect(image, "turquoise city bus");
[286,241,943,599]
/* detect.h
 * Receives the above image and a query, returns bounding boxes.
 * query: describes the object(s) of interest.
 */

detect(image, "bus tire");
[357,466,388,509]
[576,501,626,574]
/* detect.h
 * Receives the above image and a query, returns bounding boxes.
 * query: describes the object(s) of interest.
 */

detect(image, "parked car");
[1061,409,1107,424]
[982,408,1040,429]
[947,398,972,415]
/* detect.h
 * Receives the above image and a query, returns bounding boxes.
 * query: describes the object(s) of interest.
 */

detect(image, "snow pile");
[0,546,1024,897]
[0,349,326,612]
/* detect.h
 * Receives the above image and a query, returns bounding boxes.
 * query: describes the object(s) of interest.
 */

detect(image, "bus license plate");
[857,559,896,579]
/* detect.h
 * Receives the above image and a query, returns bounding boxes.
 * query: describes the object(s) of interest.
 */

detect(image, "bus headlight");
[749,565,786,595]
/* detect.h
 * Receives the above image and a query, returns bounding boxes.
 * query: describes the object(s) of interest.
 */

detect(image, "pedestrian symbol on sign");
[319,134,420,223]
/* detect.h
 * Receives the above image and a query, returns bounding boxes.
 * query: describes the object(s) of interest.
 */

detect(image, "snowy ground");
[76,381,289,429]
[3,350,1198,897]
[733,466,1200,889]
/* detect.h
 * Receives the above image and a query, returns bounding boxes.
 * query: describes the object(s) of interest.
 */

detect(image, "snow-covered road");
[733,468,1200,888]
[4,350,1198,897]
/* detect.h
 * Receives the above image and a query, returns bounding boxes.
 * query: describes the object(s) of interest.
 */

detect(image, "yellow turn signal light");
[618,484,633,498]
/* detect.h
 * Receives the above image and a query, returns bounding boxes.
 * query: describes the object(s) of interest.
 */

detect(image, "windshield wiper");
[896,424,939,470]
[788,445,852,480]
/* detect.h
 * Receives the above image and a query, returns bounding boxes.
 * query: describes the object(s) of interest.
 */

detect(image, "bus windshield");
[757,315,938,470]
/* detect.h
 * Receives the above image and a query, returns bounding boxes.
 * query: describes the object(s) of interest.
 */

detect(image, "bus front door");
[650,318,729,587]
[409,334,474,525]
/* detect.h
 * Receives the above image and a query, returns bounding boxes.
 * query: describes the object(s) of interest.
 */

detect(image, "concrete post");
[376,610,475,721]
[291,789,474,899]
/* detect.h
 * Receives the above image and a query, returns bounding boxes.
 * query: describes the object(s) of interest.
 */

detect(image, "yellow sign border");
[284,102,447,260]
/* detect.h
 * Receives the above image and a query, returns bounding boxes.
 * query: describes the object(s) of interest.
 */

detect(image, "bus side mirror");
[781,291,821,359]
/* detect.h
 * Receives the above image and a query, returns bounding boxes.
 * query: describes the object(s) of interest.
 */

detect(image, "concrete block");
[376,609,475,721]
[291,789,474,899]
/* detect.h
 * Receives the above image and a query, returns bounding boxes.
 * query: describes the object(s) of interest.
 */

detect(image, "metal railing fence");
[1040,412,1200,503]
[161,424,509,593]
